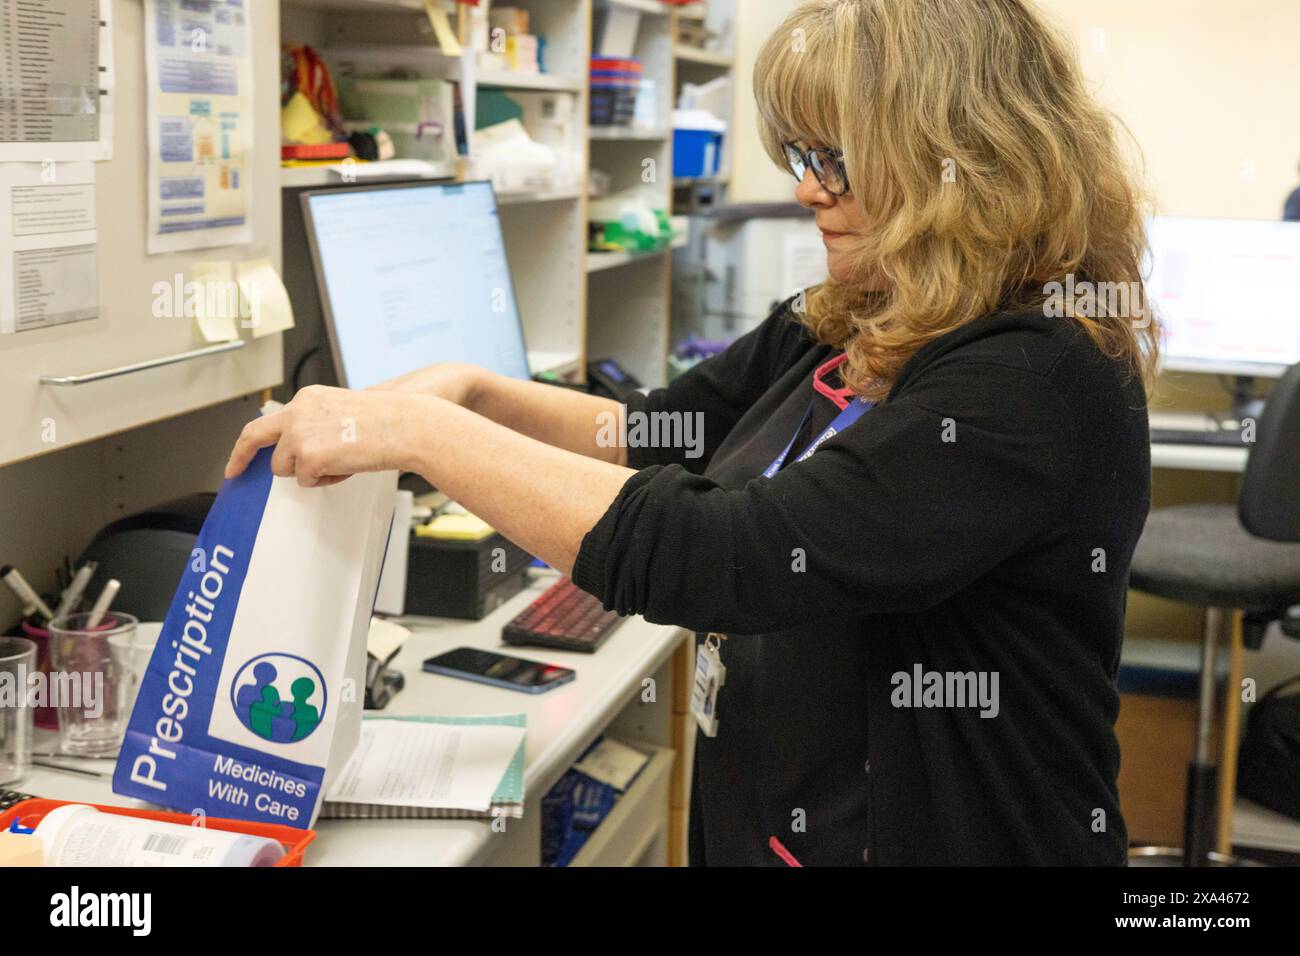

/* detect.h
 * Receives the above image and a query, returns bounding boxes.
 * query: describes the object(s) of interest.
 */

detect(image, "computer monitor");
[300,180,531,390]
[1145,215,1300,378]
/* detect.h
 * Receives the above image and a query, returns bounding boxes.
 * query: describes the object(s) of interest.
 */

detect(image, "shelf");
[567,743,674,867]
[496,185,584,205]
[587,247,669,273]
[323,45,585,93]
[528,350,583,378]
[589,125,670,141]
[674,46,733,68]
[673,173,729,186]
[281,164,581,205]
[280,159,455,189]
[283,0,423,12]
[599,0,672,15]
[476,69,586,93]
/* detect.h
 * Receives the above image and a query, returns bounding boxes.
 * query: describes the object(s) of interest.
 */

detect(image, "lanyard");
[761,394,874,478]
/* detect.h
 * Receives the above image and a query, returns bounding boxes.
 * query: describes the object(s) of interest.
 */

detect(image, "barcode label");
[142,833,187,855]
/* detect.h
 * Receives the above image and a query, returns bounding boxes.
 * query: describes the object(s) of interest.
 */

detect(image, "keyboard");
[1150,427,1252,447]
[502,578,624,653]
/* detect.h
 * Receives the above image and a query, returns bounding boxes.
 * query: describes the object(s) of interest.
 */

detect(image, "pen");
[85,578,120,628]
[0,565,56,621]
[54,561,98,621]
[31,759,110,779]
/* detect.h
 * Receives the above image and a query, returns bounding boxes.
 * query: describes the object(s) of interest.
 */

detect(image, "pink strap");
[769,836,804,867]
[813,353,853,410]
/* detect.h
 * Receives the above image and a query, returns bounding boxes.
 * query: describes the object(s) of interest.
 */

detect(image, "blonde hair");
[754,0,1159,401]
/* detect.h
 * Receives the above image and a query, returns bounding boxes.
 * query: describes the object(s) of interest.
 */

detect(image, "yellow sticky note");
[415,514,495,541]
[236,258,295,339]
[191,260,240,343]
[423,0,463,56]
[281,91,334,146]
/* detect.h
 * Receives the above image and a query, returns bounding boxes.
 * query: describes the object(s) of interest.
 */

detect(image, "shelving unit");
[586,247,669,273]
[280,0,592,379]
[585,0,676,387]
[674,44,732,67]
[279,0,730,391]
[667,1,738,381]
[568,743,676,866]
[670,0,735,202]
[589,125,670,141]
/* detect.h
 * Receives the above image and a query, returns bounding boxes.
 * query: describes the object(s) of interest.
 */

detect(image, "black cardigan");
[572,302,1151,865]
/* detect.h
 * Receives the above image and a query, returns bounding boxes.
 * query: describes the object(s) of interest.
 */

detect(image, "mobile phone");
[422,647,576,694]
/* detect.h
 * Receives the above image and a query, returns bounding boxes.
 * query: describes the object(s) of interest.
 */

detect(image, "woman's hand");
[224,385,434,486]
[371,362,483,406]
[224,381,634,575]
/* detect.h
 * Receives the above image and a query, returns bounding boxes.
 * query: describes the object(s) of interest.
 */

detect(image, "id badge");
[690,633,727,738]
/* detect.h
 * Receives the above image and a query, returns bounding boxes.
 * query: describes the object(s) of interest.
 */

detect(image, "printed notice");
[144,0,253,253]
[0,0,115,162]
[0,162,98,335]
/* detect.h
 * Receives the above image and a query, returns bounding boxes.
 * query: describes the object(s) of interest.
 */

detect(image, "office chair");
[1129,361,1300,866]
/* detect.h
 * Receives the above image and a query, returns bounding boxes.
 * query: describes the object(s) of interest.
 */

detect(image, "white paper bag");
[114,447,396,828]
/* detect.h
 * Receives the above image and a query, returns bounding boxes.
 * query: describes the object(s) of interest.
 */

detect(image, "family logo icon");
[230,653,326,743]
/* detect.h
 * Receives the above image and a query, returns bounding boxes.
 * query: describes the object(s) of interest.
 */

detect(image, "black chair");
[1129,361,1300,866]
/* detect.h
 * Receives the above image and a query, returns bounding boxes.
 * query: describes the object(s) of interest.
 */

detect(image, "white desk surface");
[20,572,689,867]
[1148,412,1249,473]
[1150,443,1248,473]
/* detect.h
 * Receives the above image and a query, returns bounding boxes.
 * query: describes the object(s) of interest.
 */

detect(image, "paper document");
[0,162,97,335]
[782,231,829,298]
[328,719,528,812]
[144,0,254,253]
[190,260,240,342]
[236,258,294,338]
[0,0,115,162]
[423,0,463,56]
[574,738,651,792]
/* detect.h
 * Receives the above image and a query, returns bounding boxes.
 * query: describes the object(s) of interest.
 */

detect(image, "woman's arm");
[572,361,1080,634]
[224,386,635,576]
[375,298,812,474]
[375,363,630,466]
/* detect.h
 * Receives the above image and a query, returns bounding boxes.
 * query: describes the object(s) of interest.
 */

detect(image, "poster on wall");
[0,162,98,335]
[0,0,115,163]
[144,0,254,254]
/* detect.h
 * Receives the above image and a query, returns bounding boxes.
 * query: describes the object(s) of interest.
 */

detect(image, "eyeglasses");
[782,142,850,195]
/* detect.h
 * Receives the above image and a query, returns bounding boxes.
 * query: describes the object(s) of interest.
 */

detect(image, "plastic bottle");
[34,804,285,867]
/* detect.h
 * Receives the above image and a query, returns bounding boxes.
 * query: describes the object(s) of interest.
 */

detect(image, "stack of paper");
[322,715,526,820]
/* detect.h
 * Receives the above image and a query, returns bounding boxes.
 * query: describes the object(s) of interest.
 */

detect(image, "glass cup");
[0,636,37,785]
[109,621,162,720]
[47,612,138,757]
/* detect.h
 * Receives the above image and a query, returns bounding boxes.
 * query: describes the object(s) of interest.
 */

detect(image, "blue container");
[673,127,724,179]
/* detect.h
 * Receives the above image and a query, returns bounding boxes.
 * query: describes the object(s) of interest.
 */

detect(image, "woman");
[227,0,1156,865]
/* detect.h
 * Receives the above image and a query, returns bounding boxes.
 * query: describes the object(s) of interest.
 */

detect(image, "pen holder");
[17,617,59,730]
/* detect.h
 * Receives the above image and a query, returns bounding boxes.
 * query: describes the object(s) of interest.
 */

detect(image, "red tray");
[0,798,316,867]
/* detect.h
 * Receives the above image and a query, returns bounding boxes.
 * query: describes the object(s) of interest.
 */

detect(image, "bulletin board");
[0,0,283,466]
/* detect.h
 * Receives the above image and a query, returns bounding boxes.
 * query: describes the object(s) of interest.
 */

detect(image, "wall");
[729,0,804,204]
[0,0,283,628]
[731,0,1300,218]
[1041,0,1300,220]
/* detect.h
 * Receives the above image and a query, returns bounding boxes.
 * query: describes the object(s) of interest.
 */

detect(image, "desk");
[1150,443,1248,473]
[21,573,691,867]
[1149,413,1249,473]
